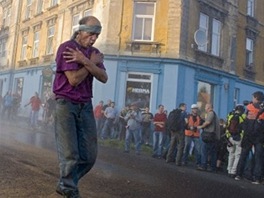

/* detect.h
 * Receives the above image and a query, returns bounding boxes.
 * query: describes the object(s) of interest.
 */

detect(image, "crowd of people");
[95,91,264,185]
[0,91,21,121]
[0,90,56,131]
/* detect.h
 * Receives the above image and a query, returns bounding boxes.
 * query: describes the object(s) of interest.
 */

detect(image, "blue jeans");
[182,136,201,165]
[95,117,104,137]
[55,99,97,192]
[125,128,141,153]
[200,141,217,170]
[153,131,165,156]
[141,125,152,144]
[30,110,39,128]
[236,142,263,180]
[101,118,115,139]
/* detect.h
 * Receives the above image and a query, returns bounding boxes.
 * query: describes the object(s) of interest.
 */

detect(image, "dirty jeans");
[125,128,141,153]
[182,136,201,165]
[166,130,185,164]
[30,110,39,128]
[55,99,97,193]
[153,131,165,156]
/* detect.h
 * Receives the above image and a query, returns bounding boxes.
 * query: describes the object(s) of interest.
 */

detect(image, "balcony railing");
[243,64,256,81]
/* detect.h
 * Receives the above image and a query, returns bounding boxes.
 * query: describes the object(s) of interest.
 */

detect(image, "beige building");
[0,0,264,118]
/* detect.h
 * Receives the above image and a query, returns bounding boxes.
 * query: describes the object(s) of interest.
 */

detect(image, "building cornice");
[0,0,12,7]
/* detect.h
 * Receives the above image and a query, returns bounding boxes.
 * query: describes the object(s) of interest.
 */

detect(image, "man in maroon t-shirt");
[152,104,167,158]
[53,16,108,197]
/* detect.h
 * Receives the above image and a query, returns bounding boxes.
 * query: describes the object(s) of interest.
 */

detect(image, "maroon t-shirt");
[53,39,105,103]
[153,112,167,132]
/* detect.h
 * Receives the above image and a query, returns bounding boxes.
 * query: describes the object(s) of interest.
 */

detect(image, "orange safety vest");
[247,103,264,120]
[185,114,201,137]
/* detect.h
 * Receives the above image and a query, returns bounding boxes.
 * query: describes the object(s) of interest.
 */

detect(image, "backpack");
[227,113,242,135]
[167,109,182,131]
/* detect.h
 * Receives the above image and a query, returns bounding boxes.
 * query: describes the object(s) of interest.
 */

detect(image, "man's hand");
[63,47,104,65]
[90,51,104,65]
[63,47,87,64]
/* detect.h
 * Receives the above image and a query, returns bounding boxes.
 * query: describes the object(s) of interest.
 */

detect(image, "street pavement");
[1,119,264,198]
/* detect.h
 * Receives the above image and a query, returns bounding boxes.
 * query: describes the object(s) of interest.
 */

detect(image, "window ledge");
[42,54,54,62]
[195,49,224,68]
[47,4,59,11]
[126,41,162,54]
[34,12,44,17]
[246,15,258,28]
[18,60,28,67]
[22,18,31,23]
[243,66,256,81]
[29,57,39,65]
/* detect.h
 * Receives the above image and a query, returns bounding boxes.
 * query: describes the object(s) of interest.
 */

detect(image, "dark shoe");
[64,190,81,198]
[234,175,241,181]
[252,180,261,185]
[196,166,206,171]
[136,151,140,155]
[124,150,129,153]
[152,154,158,158]
[166,159,174,163]
[175,163,182,166]
[228,174,236,178]
[207,167,216,173]
[55,185,63,195]
[216,167,223,172]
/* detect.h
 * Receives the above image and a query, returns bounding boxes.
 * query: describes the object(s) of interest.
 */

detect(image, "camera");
[260,102,264,109]
[189,126,197,131]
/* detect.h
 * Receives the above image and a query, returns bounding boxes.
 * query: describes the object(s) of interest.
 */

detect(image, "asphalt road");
[1,119,264,198]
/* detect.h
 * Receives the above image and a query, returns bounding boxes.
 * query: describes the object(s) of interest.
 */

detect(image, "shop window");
[197,81,214,118]
[125,72,152,109]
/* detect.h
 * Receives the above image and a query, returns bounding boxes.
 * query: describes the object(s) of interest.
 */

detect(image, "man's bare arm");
[63,47,108,84]
[64,67,89,87]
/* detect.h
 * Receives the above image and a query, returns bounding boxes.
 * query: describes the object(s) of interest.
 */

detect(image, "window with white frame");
[125,72,152,109]
[233,88,240,107]
[21,36,28,60]
[46,26,54,55]
[71,10,93,34]
[246,38,254,67]
[198,13,209,52]
[36,0,43,14]
[33,31,40,58]
[3,6,11,27]
[197,81,214,118]
[211,19,221,56]
[198,13,222,57]
[50,0,58,7]
[84,9,92,17]
[25,0,32,20]
[72,14,81,34]
[14,77,24,98]
[0,39,6,57]
[132,2,155,41]
[247,0,255,17]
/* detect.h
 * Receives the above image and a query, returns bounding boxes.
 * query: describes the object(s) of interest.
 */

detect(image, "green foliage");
[98,139,153,154]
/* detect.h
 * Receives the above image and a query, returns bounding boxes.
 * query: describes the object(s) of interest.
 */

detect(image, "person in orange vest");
[235,91,264,184]
[182,104,203,167]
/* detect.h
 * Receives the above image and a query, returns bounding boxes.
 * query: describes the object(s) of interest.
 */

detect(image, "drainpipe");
[117,0,124,54]
[9,0,23,91]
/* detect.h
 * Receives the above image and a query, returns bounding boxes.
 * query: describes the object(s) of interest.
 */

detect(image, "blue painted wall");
[1,56,264,120]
